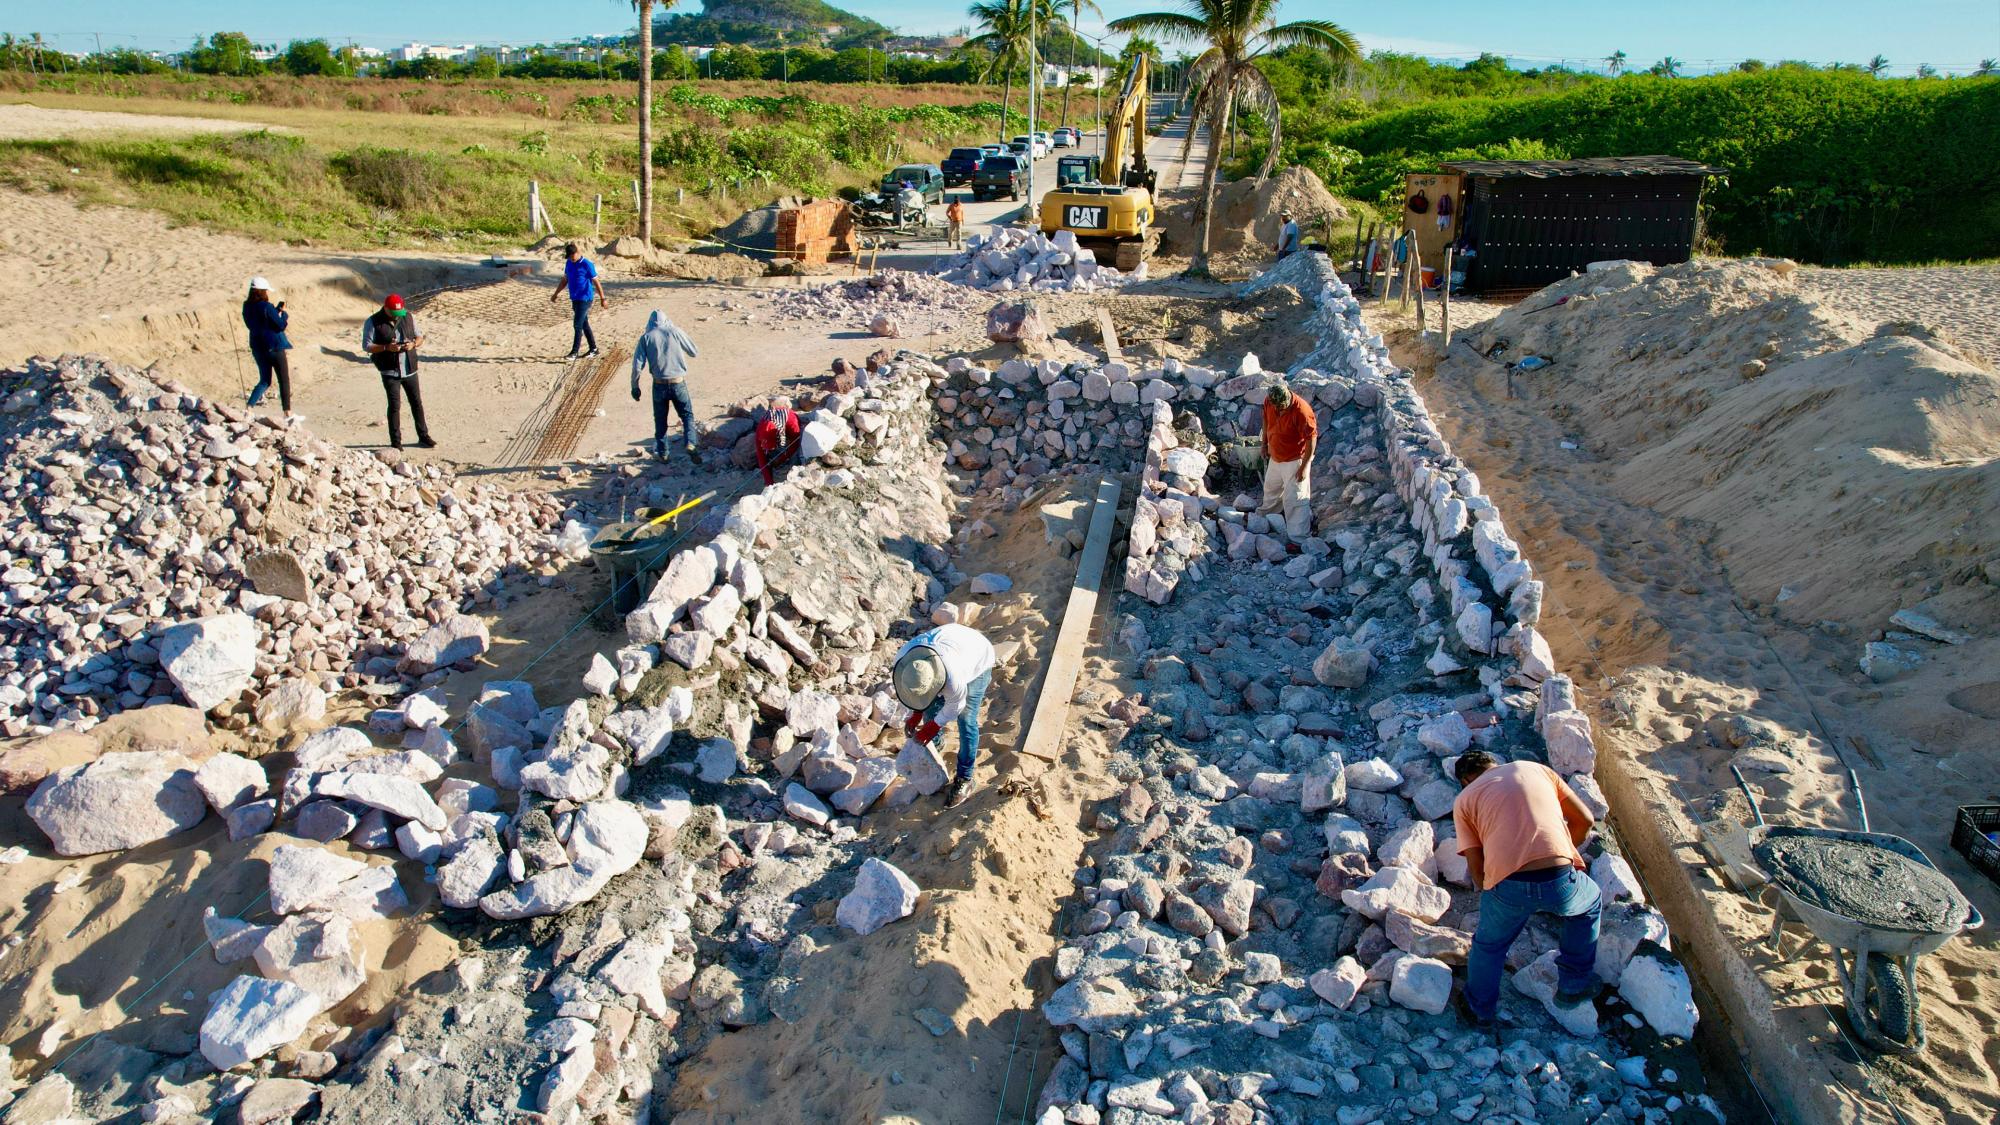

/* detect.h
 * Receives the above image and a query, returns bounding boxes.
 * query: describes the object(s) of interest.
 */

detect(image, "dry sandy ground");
[0,101,283,140]
[670,477,1123,1123]
[1382,259,2000,1125]
[1799,266,2000,370]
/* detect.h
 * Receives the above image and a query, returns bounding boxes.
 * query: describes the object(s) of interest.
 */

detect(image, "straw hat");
[893,646,946,711]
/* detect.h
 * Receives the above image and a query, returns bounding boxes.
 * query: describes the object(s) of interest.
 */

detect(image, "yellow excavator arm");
[1101,52,1148,184]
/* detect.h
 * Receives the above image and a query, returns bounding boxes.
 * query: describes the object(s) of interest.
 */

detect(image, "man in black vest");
[362,294,436,450]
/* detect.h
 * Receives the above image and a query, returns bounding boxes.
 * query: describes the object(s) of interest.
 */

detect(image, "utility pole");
[1024,8,1036,222]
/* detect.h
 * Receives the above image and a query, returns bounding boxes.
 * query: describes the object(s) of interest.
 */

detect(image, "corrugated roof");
[1439,155,1728,179]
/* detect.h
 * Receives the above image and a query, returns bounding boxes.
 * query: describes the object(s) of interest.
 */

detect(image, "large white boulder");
[836,857,919,936]
[200,975,322,1070]
[478,799,648,920]
[27,751,207,856]
[157,613,259,711]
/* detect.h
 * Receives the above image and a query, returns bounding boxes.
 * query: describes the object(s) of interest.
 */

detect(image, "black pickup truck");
[972,154,1024,202]
[940,147,985,186]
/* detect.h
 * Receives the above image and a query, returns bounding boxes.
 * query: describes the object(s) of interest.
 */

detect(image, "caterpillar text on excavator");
[1039,52,1161,272]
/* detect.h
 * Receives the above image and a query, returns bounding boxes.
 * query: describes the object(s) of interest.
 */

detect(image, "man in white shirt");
[1276,210,1301,259]
[893,623,997,809]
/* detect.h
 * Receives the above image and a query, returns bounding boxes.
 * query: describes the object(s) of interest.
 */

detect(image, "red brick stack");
[776,200,854,266]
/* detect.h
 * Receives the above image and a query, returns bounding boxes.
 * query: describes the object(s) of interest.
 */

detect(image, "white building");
[390,43,473,62]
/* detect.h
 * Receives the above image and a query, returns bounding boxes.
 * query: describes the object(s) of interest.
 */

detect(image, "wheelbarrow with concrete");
[1731,766,1981,1053]
[587,493,712,622]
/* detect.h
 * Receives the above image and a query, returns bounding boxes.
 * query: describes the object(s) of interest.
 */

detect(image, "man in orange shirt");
[1451,750,1602,1026]
[1259,380,1317,539]
[946,198,967,249]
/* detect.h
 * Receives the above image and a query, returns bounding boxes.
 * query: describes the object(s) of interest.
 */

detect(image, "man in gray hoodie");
[631,310,700,464]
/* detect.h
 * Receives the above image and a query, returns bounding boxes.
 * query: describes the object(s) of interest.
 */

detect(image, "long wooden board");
[1095,308,1123,362]
[1015,476,1122,764]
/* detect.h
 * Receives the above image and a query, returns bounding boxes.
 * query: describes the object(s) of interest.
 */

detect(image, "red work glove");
[904,711,923,736]
[914,720,943,744]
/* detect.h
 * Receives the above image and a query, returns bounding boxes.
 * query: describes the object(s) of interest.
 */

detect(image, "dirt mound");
[711,196,811,258]
[1156,165,1346,258]
[633,248,766,281]
[1467,258,2000,632]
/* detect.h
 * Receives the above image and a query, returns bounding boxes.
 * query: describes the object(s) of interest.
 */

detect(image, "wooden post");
[1352,214,1365,272]
[1398,233,1412,313]
[1440,246,1454,351]
[1377,234,1394,308]
[594,194,603,241]
[1412,238,1427,332]
[529,180,542,235]
[677,187,685,206]
[631,179,641,218]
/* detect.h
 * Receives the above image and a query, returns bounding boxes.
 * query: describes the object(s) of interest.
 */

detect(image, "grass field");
[0,74,1042,250]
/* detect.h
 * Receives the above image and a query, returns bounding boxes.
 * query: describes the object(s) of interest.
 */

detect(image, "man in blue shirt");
[549,243,609,358]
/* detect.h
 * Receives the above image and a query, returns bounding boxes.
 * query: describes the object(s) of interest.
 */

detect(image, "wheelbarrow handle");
[1849,768,1869,834]
[1731,765,1766,828]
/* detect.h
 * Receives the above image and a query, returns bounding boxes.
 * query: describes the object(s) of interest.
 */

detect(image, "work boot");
[1453,992,1496,1030]
[417,436,438,450]
[944,775,973,809]
[1555,980,1603,1006]
[684,442,702,465]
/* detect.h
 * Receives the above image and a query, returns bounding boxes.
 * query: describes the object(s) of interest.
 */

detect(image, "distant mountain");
[655,0,893,49]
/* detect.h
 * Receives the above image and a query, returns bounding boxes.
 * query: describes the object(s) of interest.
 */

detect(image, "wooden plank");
[1095,308,1123,362]
[1015,476,1122,764]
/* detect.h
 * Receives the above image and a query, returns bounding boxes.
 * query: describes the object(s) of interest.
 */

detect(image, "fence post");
[631,178,640,219]
[595,194,603,241]
[1440,246,1454,352]
[529,180,542,235]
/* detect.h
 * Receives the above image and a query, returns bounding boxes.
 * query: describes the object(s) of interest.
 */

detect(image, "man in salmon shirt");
[1259,380,1317,540]
[1451,750,1602,1026]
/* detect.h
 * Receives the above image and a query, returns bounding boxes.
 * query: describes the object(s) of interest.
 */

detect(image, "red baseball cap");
[384,294,406,311]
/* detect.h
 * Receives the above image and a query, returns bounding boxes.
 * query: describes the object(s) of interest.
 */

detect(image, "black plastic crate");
[1951,805,2000,886]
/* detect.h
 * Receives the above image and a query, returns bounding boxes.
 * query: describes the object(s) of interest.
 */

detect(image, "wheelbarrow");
[587,492,713,619]
[1732,766,1982,1053]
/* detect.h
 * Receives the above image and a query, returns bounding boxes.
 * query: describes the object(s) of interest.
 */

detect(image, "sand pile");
[711,196,810,258]
[1157,165,1346,258]
[0,355,567,735]
[1467,259,2000,639]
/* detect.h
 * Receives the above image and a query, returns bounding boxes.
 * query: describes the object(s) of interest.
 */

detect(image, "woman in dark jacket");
[242,276,294,413]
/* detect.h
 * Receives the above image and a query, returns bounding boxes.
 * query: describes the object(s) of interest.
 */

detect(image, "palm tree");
[626,0,678,246]
[969,0,1068,141]
[1110,0,1359,275]
[1978,59,1998,77]
[1057,0,1104,128]
[1915,62,1938,78]
[1867,54,1889,77]
[1650,56,1682,78]
[1604,49,1626,76]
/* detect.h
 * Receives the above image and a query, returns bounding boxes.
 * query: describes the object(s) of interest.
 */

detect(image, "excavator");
[1038,52,1159,271]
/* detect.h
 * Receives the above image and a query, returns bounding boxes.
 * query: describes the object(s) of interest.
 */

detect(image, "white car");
[1012,134,1049,159]
[1052,127,1078,148]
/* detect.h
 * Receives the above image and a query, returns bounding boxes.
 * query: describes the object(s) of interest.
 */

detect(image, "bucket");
[1420,266,1438,289]
[589,508,680,615]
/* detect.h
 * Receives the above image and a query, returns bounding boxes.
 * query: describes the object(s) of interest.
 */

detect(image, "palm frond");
[1259,19,1360,63]
[1234,65,1284,181]
[1106,11,1212,40]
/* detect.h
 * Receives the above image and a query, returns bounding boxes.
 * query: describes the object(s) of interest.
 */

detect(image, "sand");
[1385,257,2000,1124]
[0,101,284,140]
[1798,265,2000,370]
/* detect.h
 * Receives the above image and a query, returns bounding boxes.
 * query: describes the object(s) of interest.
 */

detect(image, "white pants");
[1260,457,1312,539]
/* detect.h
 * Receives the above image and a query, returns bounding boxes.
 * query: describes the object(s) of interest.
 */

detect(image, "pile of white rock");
[934,227,1133,293]
[0,355,568,736]
[761,269,980,335]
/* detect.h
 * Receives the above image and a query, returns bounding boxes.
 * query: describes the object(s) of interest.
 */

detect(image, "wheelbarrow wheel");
[1866,953,1916,1045]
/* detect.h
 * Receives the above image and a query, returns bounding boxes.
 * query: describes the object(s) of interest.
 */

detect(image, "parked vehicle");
[940,148,985,186]
[1053,127,1078,148]
[879,163,946,204]
[1011,134,1049,159]
[1005,141,1033,161]
[972,155,1026,202]
[980,143,1006,158]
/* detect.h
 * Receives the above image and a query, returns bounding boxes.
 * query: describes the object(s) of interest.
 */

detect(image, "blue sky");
[23,0,2000,75]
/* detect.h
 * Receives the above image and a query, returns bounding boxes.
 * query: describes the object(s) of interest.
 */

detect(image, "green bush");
[334,147,448,213]
[1325,71,2000,263]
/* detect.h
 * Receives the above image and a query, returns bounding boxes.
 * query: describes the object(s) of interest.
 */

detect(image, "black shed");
[1442,156,1727,293]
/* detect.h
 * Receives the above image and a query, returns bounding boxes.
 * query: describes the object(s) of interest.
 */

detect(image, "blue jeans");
[570,299,596,354]
[1465,866,1601,1019]
[933,669,991,781]
[651,379,695,455]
